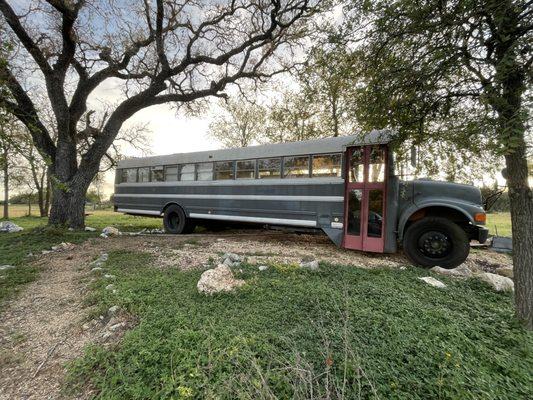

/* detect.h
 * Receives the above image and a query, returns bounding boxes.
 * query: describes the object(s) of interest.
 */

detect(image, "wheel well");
[403,206,472,235]
[162,202,185,215]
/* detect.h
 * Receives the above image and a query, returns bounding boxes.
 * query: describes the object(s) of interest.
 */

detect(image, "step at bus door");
[343,145,387,253]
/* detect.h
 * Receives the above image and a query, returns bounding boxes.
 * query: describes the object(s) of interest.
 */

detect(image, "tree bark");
[506,147,533,329]
[488,0,532,329]
[48,139,87,228]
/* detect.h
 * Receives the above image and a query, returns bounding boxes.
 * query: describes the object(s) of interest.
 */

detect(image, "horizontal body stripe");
[189,213,317,227]
[114,193,343,202]
[116,177,344,187]
[117,208,162,216]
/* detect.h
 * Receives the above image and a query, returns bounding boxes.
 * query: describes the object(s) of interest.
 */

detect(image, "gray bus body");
[113,131,488,267]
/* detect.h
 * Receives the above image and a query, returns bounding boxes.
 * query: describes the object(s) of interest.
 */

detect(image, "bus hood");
[413,179,483,206]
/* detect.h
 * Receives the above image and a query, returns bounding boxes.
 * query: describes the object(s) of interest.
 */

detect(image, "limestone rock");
[477,272,514,292]
[51,242,75,252]
[85,226,96,232]
[197,264,245,295]
[0,221,23,233]
[495,267,513,279]
[430,264,473,278]
[102,226,120,236]
[300,260,319,271]
[418,276,446,289]
[258,265,269,271]
[0,265,16,271]
[108,305,120,314]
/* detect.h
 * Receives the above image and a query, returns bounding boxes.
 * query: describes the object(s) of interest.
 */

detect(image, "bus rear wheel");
[403,217,469,269]
[163,204,195,234]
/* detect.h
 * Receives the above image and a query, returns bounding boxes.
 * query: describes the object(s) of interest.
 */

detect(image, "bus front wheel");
[403,217,469,269]
[163,204,195,234]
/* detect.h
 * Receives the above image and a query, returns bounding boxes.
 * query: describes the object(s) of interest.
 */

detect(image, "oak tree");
[347,0,533,328]
[0,0,315,228]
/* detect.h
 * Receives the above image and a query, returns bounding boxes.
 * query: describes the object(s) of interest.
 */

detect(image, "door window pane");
[312,153,342,177]
[367,189,384,238]
[347,189,362,235]
[151,166,164,182]
[125,168,137,183]
[369,146,385,182]
[236,160,255,179]
[138,167,150,182]
[165,166,178,181]
[180,164,195,181]
[214,161,235,180]
[349,148,364,182]
[258,158,281,179]
[197,162,213,181]
[283,156,309,178]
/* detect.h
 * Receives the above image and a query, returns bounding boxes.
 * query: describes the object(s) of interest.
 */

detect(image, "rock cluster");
[41,242,76,255]
[221,252,242,267]
[429,263,514,292]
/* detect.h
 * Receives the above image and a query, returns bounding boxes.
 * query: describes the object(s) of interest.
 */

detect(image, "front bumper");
[474,226,489,244]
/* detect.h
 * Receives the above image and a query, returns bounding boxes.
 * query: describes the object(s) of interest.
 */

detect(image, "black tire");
[403,217,469,269]
[163,204,189,234]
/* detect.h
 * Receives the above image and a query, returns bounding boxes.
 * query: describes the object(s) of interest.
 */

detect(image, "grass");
[486,212,512,237]
[67,251,533,399]
[0,209,161,306]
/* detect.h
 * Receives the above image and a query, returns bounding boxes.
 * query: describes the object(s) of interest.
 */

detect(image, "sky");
[89,79,222,197]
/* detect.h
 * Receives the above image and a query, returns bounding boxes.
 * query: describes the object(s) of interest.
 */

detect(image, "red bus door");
[343,145,387,253]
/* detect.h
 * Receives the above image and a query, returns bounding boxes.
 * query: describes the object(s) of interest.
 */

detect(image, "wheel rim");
[167,211,180,230]
[417,231,452,258]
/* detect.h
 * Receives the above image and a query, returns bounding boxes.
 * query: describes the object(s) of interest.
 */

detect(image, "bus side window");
[180,164,195,181]
[164,166,178,181]
[236,160,255,179]
[312,153,342,177]
[138,167,150,182]
[214,161,235,180]
[151,166,164,182]
[117,169,126,183]
[196,162,213,181]
[258,158,281,179]
[283,156,310,178]
[125,168,137,183]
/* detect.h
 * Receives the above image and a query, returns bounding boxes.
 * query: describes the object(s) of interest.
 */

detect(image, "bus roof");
[118,129,393,168]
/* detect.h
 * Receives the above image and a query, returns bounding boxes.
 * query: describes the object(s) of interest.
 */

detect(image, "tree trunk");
[488,1,532,329]
[48,140,87,228]
[2,148,8,220]
[49,182,88,228]
[505,143,533,329]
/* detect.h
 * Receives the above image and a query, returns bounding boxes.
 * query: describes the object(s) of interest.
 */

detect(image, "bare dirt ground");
[0,230,513,399]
